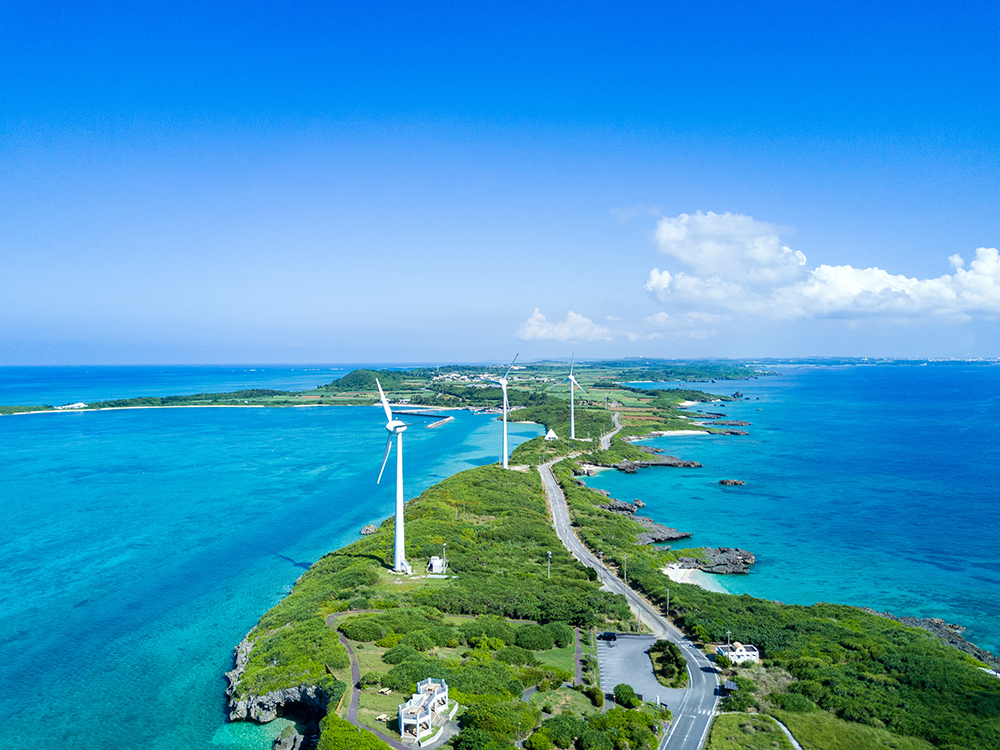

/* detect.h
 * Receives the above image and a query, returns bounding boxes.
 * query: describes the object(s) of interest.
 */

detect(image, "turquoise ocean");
[0,366,542,750]
[2,363,999,749]
[586,362,1000,658]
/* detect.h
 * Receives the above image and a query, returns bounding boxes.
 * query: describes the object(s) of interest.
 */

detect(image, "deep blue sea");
[0,366,541,750]
[587,362,1000,657]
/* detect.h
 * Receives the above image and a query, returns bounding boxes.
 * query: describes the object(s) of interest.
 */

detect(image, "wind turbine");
[376,379,411,574]
[495,353,518,469]
[557,355,586,440]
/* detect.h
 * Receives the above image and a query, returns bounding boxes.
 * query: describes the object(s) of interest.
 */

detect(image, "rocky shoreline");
[670,547,756,575]
[225,631,327,749]
[860,608,1000,671]
[595,497,693,545]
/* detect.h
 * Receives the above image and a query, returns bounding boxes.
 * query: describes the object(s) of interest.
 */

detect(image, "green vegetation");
[0,405,52,414]
[509,402,615,443]
[553,458,1000,750]
[771,710,935,750]
[317,714,392,750]
[705,714,794,750]
[525,708,660,750]
[649,639,687,688]
[613,683,641,708]
[232,462,633,748]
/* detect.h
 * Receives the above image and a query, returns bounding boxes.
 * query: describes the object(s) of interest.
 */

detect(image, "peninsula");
[219,362,1000,750]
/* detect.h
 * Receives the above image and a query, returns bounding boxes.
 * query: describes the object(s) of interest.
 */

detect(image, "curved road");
[539,459,719,750]
[599,410,623,450]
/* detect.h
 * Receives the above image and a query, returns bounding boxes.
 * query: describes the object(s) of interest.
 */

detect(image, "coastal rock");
[226,631,331,724]
[599,498,639,515]
[713,421,751,427]
[675,547,756,574]
[360,524,377,536]
[614,455,702,472]
[635,445,665,455]
[860,608,1000,670]
[228,684,331,723]
[595,495,691,544]
[634,517,692,545]
[719,479,746,486]
[273,726,306,750]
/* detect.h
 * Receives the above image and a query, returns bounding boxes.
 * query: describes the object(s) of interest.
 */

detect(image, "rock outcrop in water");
[674,547,756,574]
[597,498,692,545]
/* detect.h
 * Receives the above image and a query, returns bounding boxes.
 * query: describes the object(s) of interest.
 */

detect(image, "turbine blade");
[376,378,393,421]
[569,353,575,376]
[571,375,587,393]
[502,352,519,379]
[377,435,392,484]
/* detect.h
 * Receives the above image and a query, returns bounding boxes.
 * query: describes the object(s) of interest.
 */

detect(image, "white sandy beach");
[662,564,729,593]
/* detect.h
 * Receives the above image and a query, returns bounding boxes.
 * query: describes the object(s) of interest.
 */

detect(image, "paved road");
[600,410,622,450]
[539,460,719,750]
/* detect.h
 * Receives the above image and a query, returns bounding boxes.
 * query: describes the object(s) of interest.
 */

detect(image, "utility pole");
[623,553,627,582]
[666,587,669,618]
[727,630,732,646]
[547,550,552,579]
[443,542,447,573]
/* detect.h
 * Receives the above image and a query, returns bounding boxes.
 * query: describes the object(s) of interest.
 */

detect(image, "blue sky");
[2,1,998,364]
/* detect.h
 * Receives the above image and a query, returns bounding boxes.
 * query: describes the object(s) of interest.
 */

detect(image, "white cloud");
[645,210,1000,322]
[655,211,806,287]
[517,309,612,341]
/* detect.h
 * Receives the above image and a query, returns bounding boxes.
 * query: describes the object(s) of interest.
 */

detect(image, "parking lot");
[596,634,687,708]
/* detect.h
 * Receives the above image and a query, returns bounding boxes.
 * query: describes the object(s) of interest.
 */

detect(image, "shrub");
[382,644,419,665]
[339,616,387,642]
[460,615,516,645]
[544,622,575,648]
[359,671,383,687]
[542,714,587,748]
[401,630,435,651]
[584,685,604,708]
[317,714,391,750]
[375,631,402,648]
[769,691,815,712]
[516,624,556,651]
[577,728,613,750]
[496,645,540,666]
[525,730,554,750]
[613,683,640,708]
[715,654,733,669]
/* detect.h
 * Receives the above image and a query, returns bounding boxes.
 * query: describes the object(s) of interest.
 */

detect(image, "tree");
[613,683,640,708]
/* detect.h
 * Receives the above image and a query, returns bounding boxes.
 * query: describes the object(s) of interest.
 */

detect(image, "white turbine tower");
[496,353,518,469]
[376,379,411,574]
[558,355,586,440]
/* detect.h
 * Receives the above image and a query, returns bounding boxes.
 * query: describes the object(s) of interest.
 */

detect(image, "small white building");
[544,428,559,441]
[427,556,446,574]
[716,641,760,664]
[399,678,449,745]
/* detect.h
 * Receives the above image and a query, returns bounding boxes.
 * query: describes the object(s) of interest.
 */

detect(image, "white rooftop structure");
[716,641,760,664]
[544,428,558,441]
[398,678,449,745]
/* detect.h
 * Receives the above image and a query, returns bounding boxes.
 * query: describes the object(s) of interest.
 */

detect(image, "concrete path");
[538,458,719,750]
[600,411,622,450]
[771,717,805,750]
[335,631,412,750]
